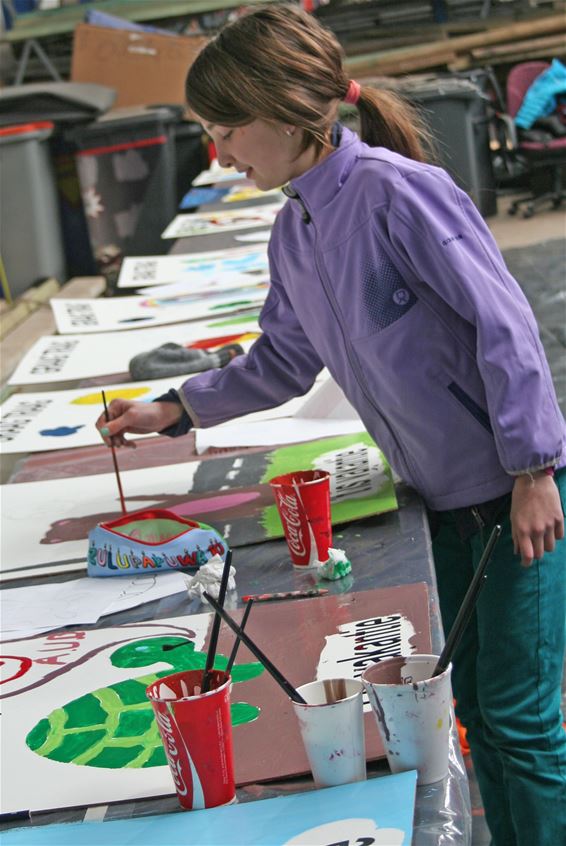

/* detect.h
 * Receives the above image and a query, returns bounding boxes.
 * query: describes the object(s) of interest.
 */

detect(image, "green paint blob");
[106,679,152,706]
[45,730,107,763]
[209,312,260,328]
[114,708,155,738]
[26,718,50,751]
[231,702,261,725]
[230,662,264,683]
[26,637,265,770]
[86,744,147,769]
[141,746,167,768]
[63,692,107,729]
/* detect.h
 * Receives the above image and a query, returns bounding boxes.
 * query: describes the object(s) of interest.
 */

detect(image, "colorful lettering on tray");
[87,539,225,572]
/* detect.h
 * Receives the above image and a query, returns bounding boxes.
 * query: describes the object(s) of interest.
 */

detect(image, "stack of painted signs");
[1,182,396,584]
[0,174,427,843]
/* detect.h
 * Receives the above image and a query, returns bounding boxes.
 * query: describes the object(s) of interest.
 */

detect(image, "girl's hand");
[510,472,564,566]
[95,399,183,449]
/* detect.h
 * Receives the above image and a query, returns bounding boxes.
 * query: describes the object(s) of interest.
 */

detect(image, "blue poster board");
[3,771,417,845]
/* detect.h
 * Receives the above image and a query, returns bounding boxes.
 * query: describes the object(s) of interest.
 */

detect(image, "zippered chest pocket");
[323,243,418,340]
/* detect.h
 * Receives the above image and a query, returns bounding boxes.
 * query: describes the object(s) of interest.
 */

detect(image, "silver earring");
[285,129,294,137]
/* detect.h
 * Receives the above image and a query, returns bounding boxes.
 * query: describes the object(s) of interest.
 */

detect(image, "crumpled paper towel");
[317,547,352,581]
[182,554,236,600]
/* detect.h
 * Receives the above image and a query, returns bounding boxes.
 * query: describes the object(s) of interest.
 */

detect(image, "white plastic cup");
[362,654,452,785]
[291,678,366,788]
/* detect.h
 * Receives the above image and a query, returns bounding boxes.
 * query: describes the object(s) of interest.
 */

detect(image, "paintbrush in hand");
[201,549,233,693]
[203,591,306,704]
[101,390,127,515]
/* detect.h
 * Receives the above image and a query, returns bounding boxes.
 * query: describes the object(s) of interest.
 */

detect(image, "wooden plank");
[471,32,566,59]
[345,13,566,75]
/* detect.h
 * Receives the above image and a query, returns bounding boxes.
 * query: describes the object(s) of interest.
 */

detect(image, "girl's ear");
[284,127,296,137]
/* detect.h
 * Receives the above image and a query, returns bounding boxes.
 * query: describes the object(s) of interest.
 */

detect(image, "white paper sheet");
[51,284,267,334]
[9,315,261,385]
[234,230,272,243]
[0,460,204,579]
[0,573,187,639]
[117,244,268,290]
[161,202,283,239]
[192,161,243,185]
[195,418,364,453]
[0,378,176,454]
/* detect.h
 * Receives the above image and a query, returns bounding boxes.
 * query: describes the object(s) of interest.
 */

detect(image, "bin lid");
[72,105,182,137]
[395,76,484,101]
[0,83,116,128]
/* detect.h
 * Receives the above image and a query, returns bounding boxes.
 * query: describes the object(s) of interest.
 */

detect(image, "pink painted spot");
[168,491,260,516]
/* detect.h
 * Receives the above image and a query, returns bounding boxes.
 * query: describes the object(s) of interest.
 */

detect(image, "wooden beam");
[346,13,566,75]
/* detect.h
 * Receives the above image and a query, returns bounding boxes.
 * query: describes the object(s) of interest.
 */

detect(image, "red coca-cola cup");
[146,669,235,810]
[269,469,332,568]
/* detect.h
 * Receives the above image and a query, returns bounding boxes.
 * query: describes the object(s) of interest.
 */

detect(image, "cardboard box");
[71,24,208,109]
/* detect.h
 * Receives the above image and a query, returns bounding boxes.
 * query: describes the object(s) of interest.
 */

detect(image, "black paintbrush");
[226,598,254,673]
[201,549,233,693]
[203,591,306,704]
[101,390,127,514]
[433,523,502,677]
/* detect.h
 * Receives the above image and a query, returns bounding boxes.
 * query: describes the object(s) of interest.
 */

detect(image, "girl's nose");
[215,142,233,169]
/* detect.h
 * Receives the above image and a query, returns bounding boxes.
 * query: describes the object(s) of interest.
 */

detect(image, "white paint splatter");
[316,614,416,712]
[283,818,405,845]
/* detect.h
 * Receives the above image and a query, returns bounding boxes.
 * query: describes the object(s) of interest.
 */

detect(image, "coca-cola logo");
[156,709,189,797]
[277,492,307,557]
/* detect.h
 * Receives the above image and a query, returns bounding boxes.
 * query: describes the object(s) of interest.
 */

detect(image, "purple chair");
[506,61,566,218]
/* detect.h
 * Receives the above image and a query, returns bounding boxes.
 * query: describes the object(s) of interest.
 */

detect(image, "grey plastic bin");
[0,121,66,298]
[397,77,498,217]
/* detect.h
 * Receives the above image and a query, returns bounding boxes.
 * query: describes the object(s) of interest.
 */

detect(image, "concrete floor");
[488,193,566,250]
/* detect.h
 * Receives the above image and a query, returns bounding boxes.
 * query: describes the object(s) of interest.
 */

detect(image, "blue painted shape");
[39,426,85,437]
[1,771,418,844]
[179,187,230,209]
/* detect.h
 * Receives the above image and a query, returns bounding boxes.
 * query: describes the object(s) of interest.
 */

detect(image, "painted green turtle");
[26,636,263,769]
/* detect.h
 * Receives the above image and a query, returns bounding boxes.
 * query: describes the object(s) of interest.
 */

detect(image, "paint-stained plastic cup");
[269,470,332,568]
[362,654,452,785]
[146,669,235,810]
[292,678,366,787]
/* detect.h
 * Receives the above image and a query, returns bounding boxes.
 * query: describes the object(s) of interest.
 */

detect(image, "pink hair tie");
[343,80,361,105]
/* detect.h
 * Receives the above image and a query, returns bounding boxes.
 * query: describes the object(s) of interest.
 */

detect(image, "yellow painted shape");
[71,387,151,406]
[436,718,443,730]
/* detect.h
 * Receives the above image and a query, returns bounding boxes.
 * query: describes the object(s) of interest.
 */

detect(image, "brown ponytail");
[186,4,431,162]
[356,87,432,162]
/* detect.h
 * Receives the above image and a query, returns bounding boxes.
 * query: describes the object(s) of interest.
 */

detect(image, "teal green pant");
[432,470,566,846]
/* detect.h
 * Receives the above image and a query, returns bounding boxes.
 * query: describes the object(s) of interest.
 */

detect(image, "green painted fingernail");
[100,427,110,437]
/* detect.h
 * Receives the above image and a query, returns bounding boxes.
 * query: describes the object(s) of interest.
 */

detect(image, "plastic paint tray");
[87,508,226,577]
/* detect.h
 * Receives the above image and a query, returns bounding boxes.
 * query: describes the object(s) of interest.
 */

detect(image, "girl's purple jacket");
[179,127,565,510]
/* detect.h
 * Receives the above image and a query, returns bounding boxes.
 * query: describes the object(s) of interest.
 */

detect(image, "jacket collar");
[285,125,362,214]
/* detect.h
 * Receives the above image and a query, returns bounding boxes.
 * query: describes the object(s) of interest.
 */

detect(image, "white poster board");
[161,203,282,239]
[0,378,175,454]
[0,460,204,580]
[8,315,261,385]
[117,244,268,290]
[51,284,267,334]
[0,616,210,814]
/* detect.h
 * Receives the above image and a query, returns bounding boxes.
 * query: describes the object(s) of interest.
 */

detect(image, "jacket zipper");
[289,187,426,493]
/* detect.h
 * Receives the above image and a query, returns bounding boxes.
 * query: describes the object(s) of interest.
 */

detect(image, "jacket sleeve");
[177,256,324,428]
[385,167,564,475]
